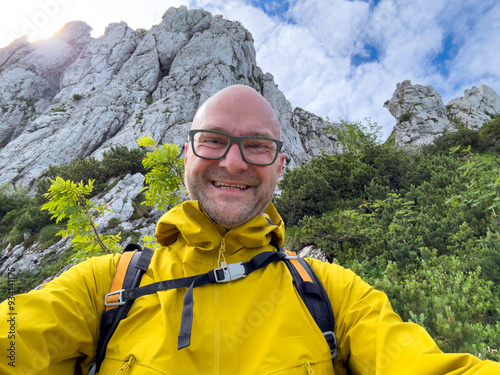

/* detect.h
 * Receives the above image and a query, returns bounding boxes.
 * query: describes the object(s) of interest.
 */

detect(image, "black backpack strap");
[288,256,337,358]
[93,244,154,373]
[273,244,337,359]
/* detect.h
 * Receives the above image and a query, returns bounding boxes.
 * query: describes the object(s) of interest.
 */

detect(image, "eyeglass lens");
[191,131,280,166]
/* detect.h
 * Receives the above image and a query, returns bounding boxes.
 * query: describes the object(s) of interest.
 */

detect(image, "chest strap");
[104,250,289,350]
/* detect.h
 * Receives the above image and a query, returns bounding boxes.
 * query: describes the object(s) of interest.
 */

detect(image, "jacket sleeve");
[307,259,500,375]
[0,253,119,374]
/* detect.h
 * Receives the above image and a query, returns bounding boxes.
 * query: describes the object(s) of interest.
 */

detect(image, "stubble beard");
[185,172,275,229]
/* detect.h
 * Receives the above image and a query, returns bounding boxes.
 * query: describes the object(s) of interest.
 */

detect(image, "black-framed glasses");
[189,129,283,166]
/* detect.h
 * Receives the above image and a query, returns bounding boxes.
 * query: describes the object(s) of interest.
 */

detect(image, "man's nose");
[218,143,248,172]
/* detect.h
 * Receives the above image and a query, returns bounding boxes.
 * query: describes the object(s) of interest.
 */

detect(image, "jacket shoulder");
[41,253,121,309]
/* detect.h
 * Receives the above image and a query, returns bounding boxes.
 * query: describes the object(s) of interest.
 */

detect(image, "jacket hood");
[155,200,285,255]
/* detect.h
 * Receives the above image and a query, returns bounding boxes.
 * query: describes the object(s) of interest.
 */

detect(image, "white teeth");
[213,181,248,190]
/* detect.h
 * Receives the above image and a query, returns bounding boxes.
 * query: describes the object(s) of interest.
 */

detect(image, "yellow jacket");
[0,201,498,374]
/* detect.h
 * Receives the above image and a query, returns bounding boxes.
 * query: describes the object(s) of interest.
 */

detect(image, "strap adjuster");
[323,331,338,358]
[104,289,126,307]
[214,262,246,283]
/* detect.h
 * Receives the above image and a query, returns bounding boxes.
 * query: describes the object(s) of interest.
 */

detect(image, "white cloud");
[445,4,500,99]
[290,0,371,57]
[0,0,186,46]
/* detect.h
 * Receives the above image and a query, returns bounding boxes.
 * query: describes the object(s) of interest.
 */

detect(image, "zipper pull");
[304,361,314,375]
[217,237,227,268]
[115,355,135,374]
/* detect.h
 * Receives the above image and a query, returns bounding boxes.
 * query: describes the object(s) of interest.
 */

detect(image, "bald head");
[192,85,281,140]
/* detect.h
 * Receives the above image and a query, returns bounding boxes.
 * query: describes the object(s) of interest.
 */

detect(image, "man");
[0,85,498,374]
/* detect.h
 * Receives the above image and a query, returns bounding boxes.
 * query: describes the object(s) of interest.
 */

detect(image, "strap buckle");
[214,262,246,283]
[323,331,338,358]
[104,289,126,307]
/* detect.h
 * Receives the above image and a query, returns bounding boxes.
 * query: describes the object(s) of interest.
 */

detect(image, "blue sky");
[1,0,499,140]
[249,0,292,20]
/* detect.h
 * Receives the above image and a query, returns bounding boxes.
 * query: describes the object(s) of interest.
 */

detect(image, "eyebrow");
[205,126,278,139]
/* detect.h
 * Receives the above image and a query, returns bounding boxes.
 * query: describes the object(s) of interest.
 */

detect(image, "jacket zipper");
[214,283,221,375]
[214,235,226,375]
[114,355,135,374]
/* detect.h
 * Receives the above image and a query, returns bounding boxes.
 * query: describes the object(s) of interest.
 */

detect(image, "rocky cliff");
[0,6,337,277]
[0,6,335,191]
[384,80,500,148]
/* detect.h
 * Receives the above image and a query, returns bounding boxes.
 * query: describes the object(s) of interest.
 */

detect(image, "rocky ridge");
[0,6,333,191]
[384,80,500,148]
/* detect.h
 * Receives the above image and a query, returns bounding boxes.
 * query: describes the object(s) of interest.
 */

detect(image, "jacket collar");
[155,201,285,257]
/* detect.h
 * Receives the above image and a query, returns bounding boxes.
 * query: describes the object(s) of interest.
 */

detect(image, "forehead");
[194,89,281,139]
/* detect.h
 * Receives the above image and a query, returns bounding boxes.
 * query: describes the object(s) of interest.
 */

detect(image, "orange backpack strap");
[93,244,154,374]
[105,250,137,311]
[284,249,313,283]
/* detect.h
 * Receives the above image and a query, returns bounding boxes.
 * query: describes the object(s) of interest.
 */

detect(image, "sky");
[1,0,499,140]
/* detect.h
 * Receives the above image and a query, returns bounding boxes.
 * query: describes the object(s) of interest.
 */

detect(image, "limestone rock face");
[0,21,93,149]
[93,173,146,229]
[384,80,456,148]
[297,245,329,262]
[385,81,500,149]
[0,237,71,277]
[0,6,337,190]
[291,108,337,161]
[447,85,500,129]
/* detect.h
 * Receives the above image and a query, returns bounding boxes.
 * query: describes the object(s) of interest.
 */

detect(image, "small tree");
[137,136,185,210]
[326,118,382,155]
[40,137,185,260]
[41,177,121,260]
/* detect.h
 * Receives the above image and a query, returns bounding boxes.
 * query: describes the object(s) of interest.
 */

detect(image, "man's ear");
[276,153,286,178]
[184,143,189,164]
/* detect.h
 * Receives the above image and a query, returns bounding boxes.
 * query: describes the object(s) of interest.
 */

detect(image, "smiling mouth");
[212,181,249,191]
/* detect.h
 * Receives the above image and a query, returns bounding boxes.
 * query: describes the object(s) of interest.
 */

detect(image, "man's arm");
[308,258,500,374]
[0,253,119,374]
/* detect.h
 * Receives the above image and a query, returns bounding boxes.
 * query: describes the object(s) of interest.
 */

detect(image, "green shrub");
[274,160,335,225]
[325,118,382,155]
[101,145,146,178]
[280,141,500,359]
[43,156,105,191]
[478,116,500,152]
[39,146,147,199]
[422,128,481,155]
[0,185,51,239]
[294,154,499,274]
[479,116,500,139]
[9,204,52,237]
[422,121,500,155]
[108,217,122,229]
[275,144,416,225]
[37,223,65,249]
[371,257,500,360]
[399,112,414,121]
[0,185,30,222]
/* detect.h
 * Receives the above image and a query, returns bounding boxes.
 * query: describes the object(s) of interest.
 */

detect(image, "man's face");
[184,87,285,229]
